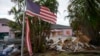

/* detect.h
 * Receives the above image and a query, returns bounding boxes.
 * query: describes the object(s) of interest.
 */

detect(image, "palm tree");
[30,0,58,53]
[68,0,100,46]
[9,0,58,53]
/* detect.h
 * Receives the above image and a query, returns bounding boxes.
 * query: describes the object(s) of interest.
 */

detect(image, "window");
[52,31,56,37]
[0,32,9,39]
[2,24,7,26]
[66,31,70,35]
[58,31,63,35]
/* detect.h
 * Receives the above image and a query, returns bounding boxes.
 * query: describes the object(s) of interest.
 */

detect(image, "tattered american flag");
[26,0,57,24]
[25,17,33,56]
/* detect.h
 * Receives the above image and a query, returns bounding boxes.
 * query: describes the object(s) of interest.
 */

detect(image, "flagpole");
[21,0,26,56]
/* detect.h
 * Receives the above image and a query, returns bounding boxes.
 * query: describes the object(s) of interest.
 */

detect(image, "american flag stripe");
[26,17,33,56]
[39,15,56,24]
[40,14,56,22]
[26,10,56,24]
[40,6,57,18]
[26,12,34,17]
[40,12,56,21]
[41,6,50,11]
[40,10,56,19]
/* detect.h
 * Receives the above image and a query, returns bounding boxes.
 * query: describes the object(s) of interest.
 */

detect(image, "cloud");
[0,15,15,21]
[57,18,70,26]
[0,0,14,20]
[57,0,70,26]
[0,6,11,15]
[0,0,14,6]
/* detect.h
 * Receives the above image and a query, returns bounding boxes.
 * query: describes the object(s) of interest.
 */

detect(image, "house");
[46,24,72,46]
[0,18,15,40]
[50,24,72,37]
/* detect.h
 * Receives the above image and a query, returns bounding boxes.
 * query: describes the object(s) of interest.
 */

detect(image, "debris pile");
[46,37,97,52]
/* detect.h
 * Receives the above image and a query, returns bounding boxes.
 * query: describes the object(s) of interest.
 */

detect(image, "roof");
[51,24,71,29]
[0,18,11,23]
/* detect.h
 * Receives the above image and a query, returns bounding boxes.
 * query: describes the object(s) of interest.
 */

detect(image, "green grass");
[35,51,100,56]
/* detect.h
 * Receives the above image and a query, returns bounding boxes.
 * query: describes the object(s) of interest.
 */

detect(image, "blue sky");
[0,0,70,26]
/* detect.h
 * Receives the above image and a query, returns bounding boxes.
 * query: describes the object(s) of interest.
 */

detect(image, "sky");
[0,0,14,21]
[0,0,70,26]
[57,0,70,26]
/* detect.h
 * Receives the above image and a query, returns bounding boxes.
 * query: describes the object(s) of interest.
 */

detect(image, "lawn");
[34,51,100,56]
